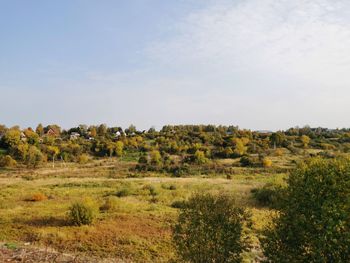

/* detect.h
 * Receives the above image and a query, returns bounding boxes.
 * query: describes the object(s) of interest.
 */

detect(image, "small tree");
[26,146,44,168]
[261,158,350,262]
[300,135,310,148]
[194,150,208,164]
[173,193,250,263]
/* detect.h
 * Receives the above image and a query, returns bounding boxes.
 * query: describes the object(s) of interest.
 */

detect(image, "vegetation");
[173,193,250,263]
[0,123,350,261]
[68,200,97,226]
[261,158,350,262]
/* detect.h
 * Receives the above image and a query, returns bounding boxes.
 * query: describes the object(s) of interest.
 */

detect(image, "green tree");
[173,193,250,263]
[2,129,21,148]
[150,150,162,166]
[261,158,350,262]
[26,146,44,168]
[24,128,39,145]
[194,150,208,164]
[35,123,44,136]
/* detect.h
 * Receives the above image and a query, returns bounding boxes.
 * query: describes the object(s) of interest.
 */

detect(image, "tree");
[2,129,21,148]
[261,158,350,262]
[97,124,107,136]
[35,123,44,136]
[150,150,162,166]
[300,135,310,148]
[270,132,286,148]
[194,150,208,164]
[173,193,250,263]
[46,146,59,167]
[26,146,44,168]
[234,138,248,156]
[24,128,39,145]
[89,126,97,137]
[115,141,124,157]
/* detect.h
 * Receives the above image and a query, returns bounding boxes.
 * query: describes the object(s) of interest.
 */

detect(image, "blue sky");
[1,0,350,130]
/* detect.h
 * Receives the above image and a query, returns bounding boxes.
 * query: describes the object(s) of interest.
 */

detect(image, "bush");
[0,155,17,168]
[26,193,47,202]
[262,157,272,167]
[78,154,89,164]
[115,187,132,197]
[173,193,250,263]
[251,183,284,208]
[99,198,117,212]
[261,157,350,262]
[68,201,96,226]
[171,200,186,209]
[239,155,258,167]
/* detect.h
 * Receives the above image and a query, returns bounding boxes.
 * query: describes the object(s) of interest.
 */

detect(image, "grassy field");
[0,158,286,262]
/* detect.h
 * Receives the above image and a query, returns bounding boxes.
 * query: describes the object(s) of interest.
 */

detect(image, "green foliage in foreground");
[173,193,251,263]
[262,158,350,262]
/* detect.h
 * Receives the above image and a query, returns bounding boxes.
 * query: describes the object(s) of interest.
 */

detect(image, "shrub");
[251,183,284,208]
[262,157,272,167]
[99,198,117,212]
[78,154,89,164]
[239,155,258,167]
[173,193,250,263]
[68,201,96,226]
[171,200,186,209]
[0,155,17,168]
[115,187,132,197]
[169,184,177,190]
[26,193,47,202]
[261,157,350,262]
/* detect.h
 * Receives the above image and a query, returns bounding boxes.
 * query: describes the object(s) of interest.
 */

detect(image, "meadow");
[0,157,286,262]
[1,124,348,262]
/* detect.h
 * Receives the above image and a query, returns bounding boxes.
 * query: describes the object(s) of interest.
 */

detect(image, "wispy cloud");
[2,0,350,130]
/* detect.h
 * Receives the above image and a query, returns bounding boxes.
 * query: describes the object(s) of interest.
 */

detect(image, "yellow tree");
[300,135,310,148]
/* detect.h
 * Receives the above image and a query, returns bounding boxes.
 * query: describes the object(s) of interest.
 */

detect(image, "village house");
[70,132,80,140]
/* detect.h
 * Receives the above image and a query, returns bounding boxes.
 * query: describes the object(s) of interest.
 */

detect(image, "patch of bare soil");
[0,243,127,263]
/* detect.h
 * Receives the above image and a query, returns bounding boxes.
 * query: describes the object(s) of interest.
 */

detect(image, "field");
[0,157,286,262]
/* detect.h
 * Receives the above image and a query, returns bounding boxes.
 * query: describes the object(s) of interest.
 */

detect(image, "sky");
[1,0,350,131]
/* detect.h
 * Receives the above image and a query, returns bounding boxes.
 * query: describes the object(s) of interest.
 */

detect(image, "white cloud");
[140,0,350,129]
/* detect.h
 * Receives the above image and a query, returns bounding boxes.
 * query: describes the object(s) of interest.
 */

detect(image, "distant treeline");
[0,124,349,169]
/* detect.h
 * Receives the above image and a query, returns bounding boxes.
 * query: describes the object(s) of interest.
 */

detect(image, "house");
[46,128,57,137]
[70,132,80,140]
[20,132,27,142]
[115,131,121,137]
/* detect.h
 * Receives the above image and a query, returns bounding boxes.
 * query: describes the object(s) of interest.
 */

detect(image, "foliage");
[25,146,45,168]
[26,193,47,202]
[173,193,250,263]
[78,154,90,164]
[261,158,350,262]
[0,155,17,168]
[251,183,284,208]
[262,157,272,167]
[68,200,97,226]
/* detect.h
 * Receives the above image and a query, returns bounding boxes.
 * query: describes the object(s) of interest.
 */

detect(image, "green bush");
[261,157,350,262]
[171,200,186,209]
[115,188,131,197]
[251,183,284,208]
[173,193,250,263]
[68,201,96,226]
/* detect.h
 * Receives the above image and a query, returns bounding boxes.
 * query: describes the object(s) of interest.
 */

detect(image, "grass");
[0,157,282,261]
